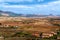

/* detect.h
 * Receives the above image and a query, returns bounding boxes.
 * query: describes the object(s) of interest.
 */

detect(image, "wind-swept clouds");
[1,5,33,9]
[1,0,58,5]
[0,0,58,5]
[1,0,34,2]
[0,0,60,15]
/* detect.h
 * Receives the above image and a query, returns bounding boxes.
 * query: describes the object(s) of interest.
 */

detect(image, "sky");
[0,0,60,15]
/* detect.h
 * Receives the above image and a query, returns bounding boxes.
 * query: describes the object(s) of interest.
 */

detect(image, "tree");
[0,23,2,25]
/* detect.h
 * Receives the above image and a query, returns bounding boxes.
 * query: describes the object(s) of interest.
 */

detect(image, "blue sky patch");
[0,0,60,15]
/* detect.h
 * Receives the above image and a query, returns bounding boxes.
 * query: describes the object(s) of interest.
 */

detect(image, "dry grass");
[0,17,60,34]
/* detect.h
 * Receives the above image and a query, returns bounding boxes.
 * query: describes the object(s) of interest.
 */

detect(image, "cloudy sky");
[0,0,60,15]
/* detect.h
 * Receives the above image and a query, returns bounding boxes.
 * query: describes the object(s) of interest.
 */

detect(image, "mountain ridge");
[0,10,23,17]
[0,10,60,17]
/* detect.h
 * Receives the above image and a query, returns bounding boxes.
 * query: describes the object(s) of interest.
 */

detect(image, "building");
[42,32,54,38]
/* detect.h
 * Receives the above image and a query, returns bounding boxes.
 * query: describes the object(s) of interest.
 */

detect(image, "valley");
[0,16,60,40]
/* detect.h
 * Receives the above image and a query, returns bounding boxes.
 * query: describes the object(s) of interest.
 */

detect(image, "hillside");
[0,17,60,40]
[0,10,23,17]
[0,17,59,32]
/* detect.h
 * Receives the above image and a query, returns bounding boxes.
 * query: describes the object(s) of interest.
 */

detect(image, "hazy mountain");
[0,10,58,17]
[0,10,23,17]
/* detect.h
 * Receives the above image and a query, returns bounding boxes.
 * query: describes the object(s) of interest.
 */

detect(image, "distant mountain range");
[0,10,23,17]
[0,10,60,17]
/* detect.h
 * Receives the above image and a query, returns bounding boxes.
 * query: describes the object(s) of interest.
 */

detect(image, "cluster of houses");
[32,31,58,39]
